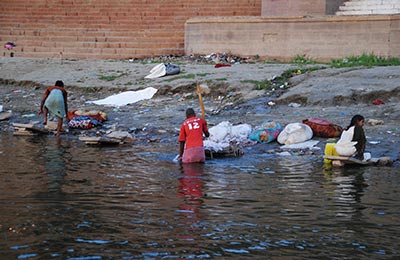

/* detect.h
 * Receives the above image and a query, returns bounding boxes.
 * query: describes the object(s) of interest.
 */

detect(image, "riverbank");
[0,57,399,163]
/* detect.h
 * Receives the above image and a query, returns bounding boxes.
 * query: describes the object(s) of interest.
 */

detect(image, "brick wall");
[185,15,400,62]
[0,0,261,59]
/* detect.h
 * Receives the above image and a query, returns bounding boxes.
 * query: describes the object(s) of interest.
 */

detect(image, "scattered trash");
[367,119,384,126]
[214,63,231,68]
[21,113,36,118]
[87,87,157,107]
[288,102,301,108]
[372,99,385,105]
[278,151,292,156]
[4,42,16,50]
[369,141,381,145]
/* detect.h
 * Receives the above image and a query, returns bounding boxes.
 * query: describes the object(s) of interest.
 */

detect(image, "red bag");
[302,118,343,138]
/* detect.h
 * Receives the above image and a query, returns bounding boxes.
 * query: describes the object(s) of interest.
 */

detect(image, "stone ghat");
[337,0,400,15]
[0,0,261,59]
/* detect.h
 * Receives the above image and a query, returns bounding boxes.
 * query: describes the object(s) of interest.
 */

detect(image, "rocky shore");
[0,57,399,162]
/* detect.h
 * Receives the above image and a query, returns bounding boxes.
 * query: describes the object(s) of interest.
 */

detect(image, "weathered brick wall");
[185,15,400,62]
[0,0,261,59]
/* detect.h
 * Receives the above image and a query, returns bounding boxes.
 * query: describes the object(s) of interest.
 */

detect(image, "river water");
[0,134,399,260]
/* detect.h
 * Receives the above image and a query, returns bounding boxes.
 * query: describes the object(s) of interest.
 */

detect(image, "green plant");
[164,73,196,82]
[98,72,127,81]
[196,73,211,77]
[330,53,400,68]
[241,79,271,90]
[291,54,316,65]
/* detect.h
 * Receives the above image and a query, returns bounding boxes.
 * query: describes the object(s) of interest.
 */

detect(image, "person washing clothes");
[39,80,69,137]
[177,108,210,163]
[335,114,369,160]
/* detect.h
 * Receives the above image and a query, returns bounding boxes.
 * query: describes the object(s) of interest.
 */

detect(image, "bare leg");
[56,117,63,137]
[43,107,48,125]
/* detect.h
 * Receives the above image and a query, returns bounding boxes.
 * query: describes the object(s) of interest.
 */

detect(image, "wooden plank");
[0,111,12,121]
[324,155,393,167]
[79,136,121,145]
[12,123,50,134]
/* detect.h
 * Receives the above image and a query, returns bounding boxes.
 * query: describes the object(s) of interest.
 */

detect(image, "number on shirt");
[188,122,200,130]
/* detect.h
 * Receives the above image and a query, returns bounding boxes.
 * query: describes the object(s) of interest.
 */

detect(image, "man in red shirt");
[178,108,210,163]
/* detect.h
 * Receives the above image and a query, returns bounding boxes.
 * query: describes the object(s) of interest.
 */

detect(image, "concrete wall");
[262,0,326,16]
[185,15,400,62]
[0,0,261,59]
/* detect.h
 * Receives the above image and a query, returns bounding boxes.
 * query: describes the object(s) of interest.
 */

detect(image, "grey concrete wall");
[185,15,400,62]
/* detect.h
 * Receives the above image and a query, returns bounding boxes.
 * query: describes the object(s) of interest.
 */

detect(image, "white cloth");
[335,126,357,156]
[87,87,157,107]
[204,121,252,152]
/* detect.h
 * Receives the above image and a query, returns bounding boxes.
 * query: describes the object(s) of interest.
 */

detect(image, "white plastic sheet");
[87,87,157,107]
[144,63,166,79]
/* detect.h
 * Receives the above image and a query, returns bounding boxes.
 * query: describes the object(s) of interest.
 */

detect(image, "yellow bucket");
[324,143,339,164]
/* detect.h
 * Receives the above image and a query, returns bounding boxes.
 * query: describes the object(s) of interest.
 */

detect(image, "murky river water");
[0,134,399,259]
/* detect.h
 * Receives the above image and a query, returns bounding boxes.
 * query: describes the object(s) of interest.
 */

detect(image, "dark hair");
[347,114,364,130]
[55,80,64,87]
[186,108,195,118]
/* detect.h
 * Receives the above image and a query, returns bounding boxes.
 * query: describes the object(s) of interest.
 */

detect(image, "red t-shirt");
[178,117,208,149]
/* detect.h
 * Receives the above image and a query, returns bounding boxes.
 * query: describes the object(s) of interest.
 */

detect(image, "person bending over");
[39,80,68,137]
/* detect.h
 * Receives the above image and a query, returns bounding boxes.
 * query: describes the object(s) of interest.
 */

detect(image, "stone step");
[337,0,400,15]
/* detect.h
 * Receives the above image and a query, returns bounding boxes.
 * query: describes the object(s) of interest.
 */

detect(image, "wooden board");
[13,123,51,135]
[324,155,393,167]
[79,136,121,145]
[0,111,12,121]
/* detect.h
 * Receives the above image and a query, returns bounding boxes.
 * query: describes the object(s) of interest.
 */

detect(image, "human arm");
[179,141,185,158]
[203,120,210,138]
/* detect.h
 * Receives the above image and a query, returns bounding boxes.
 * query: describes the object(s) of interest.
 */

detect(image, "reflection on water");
[0,134,399,259]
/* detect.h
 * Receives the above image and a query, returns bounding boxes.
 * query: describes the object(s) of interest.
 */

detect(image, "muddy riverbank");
[0,57,399,163]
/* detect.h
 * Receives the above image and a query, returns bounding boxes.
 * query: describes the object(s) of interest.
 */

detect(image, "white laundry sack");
[208,121,232,142]
[277,123,313,145]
